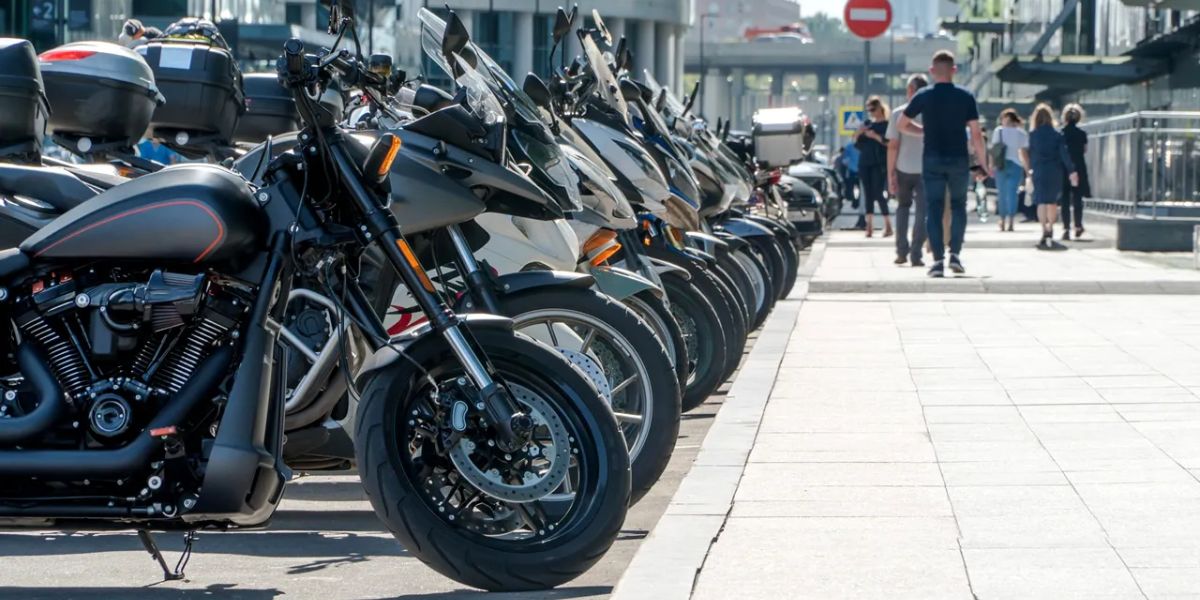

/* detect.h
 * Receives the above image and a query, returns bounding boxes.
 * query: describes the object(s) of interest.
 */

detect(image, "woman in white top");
[989,108,1031,232]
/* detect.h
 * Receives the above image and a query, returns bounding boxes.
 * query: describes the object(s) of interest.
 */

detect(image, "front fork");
[327,142,531,446]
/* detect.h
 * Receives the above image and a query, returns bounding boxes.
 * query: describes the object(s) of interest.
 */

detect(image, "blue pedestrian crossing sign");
[839,106,865,136]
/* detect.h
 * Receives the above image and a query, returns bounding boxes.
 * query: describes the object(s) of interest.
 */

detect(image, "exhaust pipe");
[0,346,233,478]
[0,344,65,444]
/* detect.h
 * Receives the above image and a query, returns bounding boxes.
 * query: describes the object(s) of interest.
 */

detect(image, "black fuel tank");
[21,164,265,265]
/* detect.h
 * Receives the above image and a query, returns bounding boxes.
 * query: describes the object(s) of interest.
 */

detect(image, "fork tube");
[446,224,502,314]
[326,139,497,390]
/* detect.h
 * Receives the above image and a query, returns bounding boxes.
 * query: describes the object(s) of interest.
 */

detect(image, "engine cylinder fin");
[18,314,90,398]
[151,314,229,393]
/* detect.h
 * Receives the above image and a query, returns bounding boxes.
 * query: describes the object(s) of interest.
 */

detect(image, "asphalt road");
[0,378,728,600]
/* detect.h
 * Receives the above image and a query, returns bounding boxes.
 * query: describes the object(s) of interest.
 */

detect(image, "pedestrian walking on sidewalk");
[855,96,893,238]
[897,50,989,278]
[1059,104,1090,240]
[990,108,1031,232]
[1028,103,1080,250]
[887,74,929,265]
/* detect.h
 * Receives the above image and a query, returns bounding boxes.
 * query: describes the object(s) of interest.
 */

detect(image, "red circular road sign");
[844,0,892,39]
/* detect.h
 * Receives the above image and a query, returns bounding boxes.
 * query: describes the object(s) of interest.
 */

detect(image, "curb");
[610,241,816,600]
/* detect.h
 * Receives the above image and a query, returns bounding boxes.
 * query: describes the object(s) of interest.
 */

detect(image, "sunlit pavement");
[615,217,1200,600]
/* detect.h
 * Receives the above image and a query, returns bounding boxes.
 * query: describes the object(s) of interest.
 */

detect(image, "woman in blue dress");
[1027,104,1078,249]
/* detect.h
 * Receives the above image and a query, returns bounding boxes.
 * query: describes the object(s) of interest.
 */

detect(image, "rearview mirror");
[683,80,700,115]
[553,6,578,43]
[442,11,471,58]
[618,79,642,103]
[523,73,553,109]
[614,37,631,72]
[322,0,355,33]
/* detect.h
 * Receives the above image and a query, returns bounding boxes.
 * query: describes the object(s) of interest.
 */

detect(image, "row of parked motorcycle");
[0,2,814,592]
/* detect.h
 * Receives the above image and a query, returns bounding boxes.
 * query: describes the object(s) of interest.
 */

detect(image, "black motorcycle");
[0,15,630,593]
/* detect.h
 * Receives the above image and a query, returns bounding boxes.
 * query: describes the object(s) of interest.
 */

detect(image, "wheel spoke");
[613,411,644,425]
[515,502,549,534]
[578,326,597,354]
[610,373,639,396]
[546,322,560,347]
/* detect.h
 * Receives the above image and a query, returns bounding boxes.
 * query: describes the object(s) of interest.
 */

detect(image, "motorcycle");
[0,11,631,592]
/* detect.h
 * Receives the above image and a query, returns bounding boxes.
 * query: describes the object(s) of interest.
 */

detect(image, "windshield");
[642,70,687,119]
[418,10,505,128]
[418,8,580,212]
[582,34,628,124]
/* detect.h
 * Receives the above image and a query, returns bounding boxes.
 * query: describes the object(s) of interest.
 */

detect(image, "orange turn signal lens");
[582,229,618,255]
[589,243,622,267]
[377,135,401,178]
[395,238,435,292]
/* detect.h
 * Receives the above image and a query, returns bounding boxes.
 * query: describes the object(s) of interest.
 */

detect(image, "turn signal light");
[583,229,622,266]
[363,133,401,185]
[395,238,435,293]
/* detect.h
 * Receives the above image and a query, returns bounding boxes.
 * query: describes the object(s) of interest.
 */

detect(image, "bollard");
[1194,225,1200,269]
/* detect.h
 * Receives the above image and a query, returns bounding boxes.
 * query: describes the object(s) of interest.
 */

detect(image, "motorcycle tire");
[703,264,750,381]
[731,246,774,330]
[623,291,689,389]
[747,235,788,302]
[716,252,763,330]
[356,328,631,592]
[662,273,729,413]
[714,251,756,325]
[773,231,800,300]
[497,287,680,505]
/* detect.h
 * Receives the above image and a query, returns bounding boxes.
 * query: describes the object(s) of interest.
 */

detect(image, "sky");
[797,0,847,17]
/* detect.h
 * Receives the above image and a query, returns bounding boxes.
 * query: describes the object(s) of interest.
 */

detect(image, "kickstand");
[137,529,196,581]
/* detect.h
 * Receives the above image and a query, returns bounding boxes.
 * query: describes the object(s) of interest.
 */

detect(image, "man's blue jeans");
[922,156,970,261]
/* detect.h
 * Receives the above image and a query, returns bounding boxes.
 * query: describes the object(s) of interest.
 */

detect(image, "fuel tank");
[21,164,265,265]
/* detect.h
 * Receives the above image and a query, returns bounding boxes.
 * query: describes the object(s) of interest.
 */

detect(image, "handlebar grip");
[284,38,305,75]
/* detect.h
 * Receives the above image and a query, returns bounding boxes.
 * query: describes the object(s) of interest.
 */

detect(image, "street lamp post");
[698,10,717,118]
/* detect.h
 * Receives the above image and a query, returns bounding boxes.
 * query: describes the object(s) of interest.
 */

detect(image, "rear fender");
[585,264,663,299]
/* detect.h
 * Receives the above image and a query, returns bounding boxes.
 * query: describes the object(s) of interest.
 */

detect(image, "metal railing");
[1080,111,1200,219]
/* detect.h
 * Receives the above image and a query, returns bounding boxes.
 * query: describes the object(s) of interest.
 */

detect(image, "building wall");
[695,0,800,43]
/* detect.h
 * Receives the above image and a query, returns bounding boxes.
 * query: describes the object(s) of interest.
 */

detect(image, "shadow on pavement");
[0,528,406,560]
[379,585,613,599]
[284,479,368,502]
[0,584,282,599]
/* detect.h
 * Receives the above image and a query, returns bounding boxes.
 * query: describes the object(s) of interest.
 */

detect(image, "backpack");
[989,128,1008,167]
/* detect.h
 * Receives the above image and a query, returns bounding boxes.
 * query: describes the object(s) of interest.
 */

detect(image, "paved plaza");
[616,220,1200,600]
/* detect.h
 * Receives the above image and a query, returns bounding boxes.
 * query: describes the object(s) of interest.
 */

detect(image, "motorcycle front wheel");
[662,273,729,412]
[355,328,631,591]
[497,287,681,505]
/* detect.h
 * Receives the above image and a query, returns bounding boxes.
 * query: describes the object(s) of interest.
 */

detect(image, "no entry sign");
[844,0,892,39]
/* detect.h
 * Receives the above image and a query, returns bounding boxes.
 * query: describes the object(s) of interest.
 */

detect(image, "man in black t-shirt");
[897,50,989,278]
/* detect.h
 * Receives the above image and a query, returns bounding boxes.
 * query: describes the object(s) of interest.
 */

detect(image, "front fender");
[585,264,663,299]
[712,230,750,251]
[684,231,730,258]
[493,269,595,294]
[718,217,775,239]
[649,257,692,281]
[356,314,515,385]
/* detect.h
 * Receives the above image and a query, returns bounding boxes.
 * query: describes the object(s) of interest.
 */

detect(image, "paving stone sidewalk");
[613,228,1200,600]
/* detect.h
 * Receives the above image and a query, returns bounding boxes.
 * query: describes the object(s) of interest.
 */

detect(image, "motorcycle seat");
[0,248,30,280]
[0,164,101,213]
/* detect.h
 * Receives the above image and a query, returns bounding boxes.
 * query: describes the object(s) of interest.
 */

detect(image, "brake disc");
[448,382,572,503]
[556,347,612,401]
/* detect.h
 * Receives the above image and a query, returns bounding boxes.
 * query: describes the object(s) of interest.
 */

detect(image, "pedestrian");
[887,74,929,265]
[897,50,989,278]
[855,96,892,238]
[989,108,1030,232]
[841,141,863,228]
[1027,103,1079,249]
[1059,103,1090,240]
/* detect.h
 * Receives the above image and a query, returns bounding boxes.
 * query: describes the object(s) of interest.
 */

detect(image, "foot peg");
[137,529,196,581]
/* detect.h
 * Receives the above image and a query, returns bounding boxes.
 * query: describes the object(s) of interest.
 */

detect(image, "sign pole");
[862,40,870,108]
